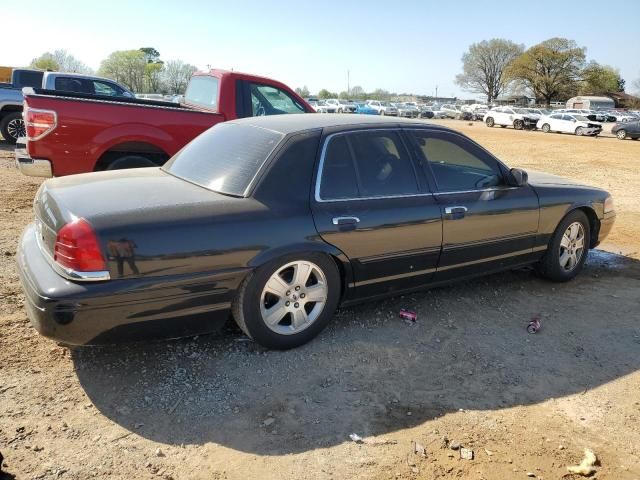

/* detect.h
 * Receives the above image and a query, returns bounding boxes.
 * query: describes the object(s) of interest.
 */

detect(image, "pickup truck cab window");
[407,130,503,192]
[93,80,124,97]
[185,75,220,111]
[318,130,419,200]
[250,83,306,115]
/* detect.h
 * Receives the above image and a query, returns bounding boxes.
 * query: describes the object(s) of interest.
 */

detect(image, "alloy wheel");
[559,222,585,272]
[260,260,328,335]
[616,129,627,140]
[7,118,25,141]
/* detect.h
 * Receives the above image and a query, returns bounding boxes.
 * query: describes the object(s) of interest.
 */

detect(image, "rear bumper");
[17,224,240,345]
[15,138,52,177]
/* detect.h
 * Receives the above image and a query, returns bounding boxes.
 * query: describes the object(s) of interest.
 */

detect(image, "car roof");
[226,113,451,135]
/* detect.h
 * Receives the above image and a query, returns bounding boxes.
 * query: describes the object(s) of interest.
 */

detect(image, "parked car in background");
[428,105,448,119]
[440,104,460,119]
[16,114,615,349]
[418,105,434,119]
[464,104,488,121]
[15,69,313,177]
[558,109,605,122]
[537,113,602,136]
[392,102,419,118]
[611,120,640,140]
[366,100,398,116]
[311,100,336,113]
[0,69,45,143]
[595,111,617,122]
[325,99,356,113]
[355,102,378,115]
[42,72,134,98]
[605,111,636,123]
[484,106,538,130]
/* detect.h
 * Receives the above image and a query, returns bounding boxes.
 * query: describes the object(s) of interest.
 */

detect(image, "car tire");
[575,126,584,136]
[485,117,494,127]
[337,108,343,114]
[541,123,551,133]
[380,110,385,116]
[106,155,158,170]
[0,112,25,144]
[513,119,524,130]
[536,210,590,283]
[616,129,627,140]
[232,253,341,350]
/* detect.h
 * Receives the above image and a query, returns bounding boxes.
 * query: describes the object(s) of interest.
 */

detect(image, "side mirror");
[510,168,528,187]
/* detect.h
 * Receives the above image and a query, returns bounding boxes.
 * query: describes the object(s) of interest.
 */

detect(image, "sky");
[5,0,640,98]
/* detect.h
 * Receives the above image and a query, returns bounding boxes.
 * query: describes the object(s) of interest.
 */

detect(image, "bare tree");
[455,39,524,103]
[31,50,93,74]
[162,60,198,94]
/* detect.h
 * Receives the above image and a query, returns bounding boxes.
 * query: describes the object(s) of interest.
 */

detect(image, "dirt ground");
[0,122,639,480]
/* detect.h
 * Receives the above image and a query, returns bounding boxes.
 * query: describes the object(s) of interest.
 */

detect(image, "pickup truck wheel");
[232,253,340,350]
[513,119,524,130]
[536,210,590,283]
[0,112,25,144]
[485,117,494,127]
[106,155,158,170]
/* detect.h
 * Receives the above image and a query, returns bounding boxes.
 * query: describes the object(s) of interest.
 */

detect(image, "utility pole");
[347,69,350,96]
[435,85,438,100]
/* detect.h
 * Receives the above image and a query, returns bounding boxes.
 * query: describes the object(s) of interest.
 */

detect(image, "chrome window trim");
[35,227,111,282]
[315,127,520,203]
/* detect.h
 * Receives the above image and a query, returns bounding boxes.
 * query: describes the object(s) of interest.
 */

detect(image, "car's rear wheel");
[575,126,585,136]
[0,112,25,144]
[485,117,494,127]
[380,110,385,116]
[106,155,158,170]
[232,253,340,349]
[542,123,551,133]
[536,210,590,282]
[513,119,524,130]
[616,129,627,140]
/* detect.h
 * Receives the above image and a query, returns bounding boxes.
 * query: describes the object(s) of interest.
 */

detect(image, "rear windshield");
[185,75,219,111]
[163,123,284,196]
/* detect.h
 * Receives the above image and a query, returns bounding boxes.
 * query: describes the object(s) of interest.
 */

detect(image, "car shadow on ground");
[72,251,640,455]
[0,140,15,152]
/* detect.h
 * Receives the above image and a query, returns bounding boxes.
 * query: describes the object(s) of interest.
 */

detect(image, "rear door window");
[319,135,359,200]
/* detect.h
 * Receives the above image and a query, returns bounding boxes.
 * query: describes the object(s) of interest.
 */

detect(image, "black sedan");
[612,120,640,140]
[16,115,616,349]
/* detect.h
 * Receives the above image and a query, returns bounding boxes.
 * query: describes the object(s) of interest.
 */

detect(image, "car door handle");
[444,206,467,219]
[332,216,360,226]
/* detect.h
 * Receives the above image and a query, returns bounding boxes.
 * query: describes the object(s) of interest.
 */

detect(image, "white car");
[537,113,602,136]
[366,100,398,116]
[309,100,336,113]
[325,99,356,113]
[483,106,538,130]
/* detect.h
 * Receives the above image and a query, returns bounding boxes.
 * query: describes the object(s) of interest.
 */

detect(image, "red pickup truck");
[15,69,313,177]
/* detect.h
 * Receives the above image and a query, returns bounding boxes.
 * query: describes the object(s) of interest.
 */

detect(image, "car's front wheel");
[485,117,494,127]
[232,254,341,349]
[575,126,585,136]
[541,123,551,133]
[536,210,590,282]
[616,129,627,140]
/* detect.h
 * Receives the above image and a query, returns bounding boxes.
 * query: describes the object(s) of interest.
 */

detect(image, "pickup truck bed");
[17,69,312,177]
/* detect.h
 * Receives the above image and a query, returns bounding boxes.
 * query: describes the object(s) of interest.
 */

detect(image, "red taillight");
[54,218,106,272]
[25,106,57,141]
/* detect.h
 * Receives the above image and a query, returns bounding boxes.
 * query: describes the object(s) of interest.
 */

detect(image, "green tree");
[162,60,198,94]
[509,38,586,106]
[140,47,161,63]
[99,50,147,92]
[295,85,310,98]
[455,39,524,103]
[318,89,335,99]
[30,50,92,73]
[580,62,624,94]
[350,85,365,99]
[369,88,390,101]
[338,91,350,99]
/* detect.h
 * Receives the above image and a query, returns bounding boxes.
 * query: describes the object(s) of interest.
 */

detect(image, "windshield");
[573,115,589,121]
[514,108,528,114]
[163,123,284,196]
